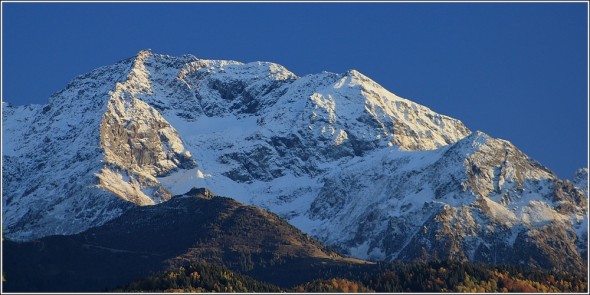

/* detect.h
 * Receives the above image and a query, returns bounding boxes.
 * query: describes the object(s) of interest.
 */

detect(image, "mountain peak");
[341,68,379,88]
[345,69,362,77]
[3,51,586,274]
[128,49,154,72]
[136,48,153,57]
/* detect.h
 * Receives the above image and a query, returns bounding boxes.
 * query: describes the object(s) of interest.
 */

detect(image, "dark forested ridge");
[2,189,365,292]
[112,263,285,293]
[115,260,587,293]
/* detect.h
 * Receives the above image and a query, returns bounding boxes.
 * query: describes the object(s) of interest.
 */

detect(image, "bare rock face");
[2,58,134,241]
[100,97,194,178]
[2,50,586,274]
[2,51,197,239]
[96,52,196,205]
[97,51,196,206]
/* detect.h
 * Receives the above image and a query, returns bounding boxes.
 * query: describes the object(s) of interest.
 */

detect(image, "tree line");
[114,259,587,292]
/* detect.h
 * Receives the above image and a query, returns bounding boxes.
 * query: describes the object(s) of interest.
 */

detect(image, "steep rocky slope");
[2,50,587,273]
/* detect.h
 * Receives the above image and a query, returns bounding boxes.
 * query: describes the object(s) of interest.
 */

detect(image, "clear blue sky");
[2,2,588,179]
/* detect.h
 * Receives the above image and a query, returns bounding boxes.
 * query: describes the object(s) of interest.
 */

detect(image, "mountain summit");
[2,50,587,273]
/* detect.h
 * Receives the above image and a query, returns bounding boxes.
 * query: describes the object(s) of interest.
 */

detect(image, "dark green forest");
[115,260,587,293]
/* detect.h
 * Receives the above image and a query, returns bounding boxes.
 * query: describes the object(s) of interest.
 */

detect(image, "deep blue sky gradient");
[2,2,588,178]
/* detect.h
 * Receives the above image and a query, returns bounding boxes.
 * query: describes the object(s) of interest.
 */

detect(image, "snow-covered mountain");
[2,50,587,273]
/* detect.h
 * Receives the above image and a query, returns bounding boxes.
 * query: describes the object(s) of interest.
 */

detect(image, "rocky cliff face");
[97,51,196,205]
[2,51,197,239]
[2,50,587,273]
